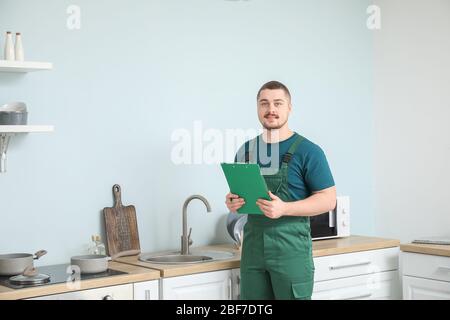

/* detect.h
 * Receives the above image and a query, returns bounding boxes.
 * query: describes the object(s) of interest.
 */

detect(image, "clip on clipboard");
[221,163,270,215]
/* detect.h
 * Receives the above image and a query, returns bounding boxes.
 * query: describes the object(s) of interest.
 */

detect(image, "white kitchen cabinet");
[198,248,400,301]
[312,271,400,300]
[313,247,399,282]
[312,247,401,300]
[403,276,450,300]
[133,280,159,300]
[29,284,133,300]
[161,269,235,300]
[401,252,450,300]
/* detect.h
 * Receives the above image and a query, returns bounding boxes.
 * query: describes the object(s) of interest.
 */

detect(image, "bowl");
[0,102,27,112]
[70,255,108,274]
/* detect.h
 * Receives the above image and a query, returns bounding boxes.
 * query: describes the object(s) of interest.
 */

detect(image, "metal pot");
[0,102,28,125]
[0,250,47,276]
[0,111,28,125]
[71,255,108,274]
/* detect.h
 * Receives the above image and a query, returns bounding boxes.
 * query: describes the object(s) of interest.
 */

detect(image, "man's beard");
[262,118,288,130]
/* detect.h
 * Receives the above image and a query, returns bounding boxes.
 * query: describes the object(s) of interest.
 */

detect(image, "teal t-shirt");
[235,132,335,201]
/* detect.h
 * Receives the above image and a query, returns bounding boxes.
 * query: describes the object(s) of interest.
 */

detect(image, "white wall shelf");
[0,125,54,133]
[0,60,53,73]
[0,125,54,173]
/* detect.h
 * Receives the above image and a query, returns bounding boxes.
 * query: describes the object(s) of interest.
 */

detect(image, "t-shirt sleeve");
[303,145,335,192]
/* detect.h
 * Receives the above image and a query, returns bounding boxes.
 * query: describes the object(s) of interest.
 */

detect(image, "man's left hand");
[256,191,287,219]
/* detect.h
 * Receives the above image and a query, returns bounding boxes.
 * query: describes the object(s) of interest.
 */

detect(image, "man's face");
[257,89,292,130]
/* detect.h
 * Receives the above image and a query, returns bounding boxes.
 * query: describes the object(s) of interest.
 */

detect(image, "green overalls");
[240,134,315,300]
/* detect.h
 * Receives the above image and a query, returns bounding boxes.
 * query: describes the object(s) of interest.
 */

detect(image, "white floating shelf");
[0,125,54,133]
[0,60,53,73]
[0,125,54,173]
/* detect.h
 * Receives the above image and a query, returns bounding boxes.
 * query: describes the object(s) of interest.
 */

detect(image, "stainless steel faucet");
[181,195,212,255]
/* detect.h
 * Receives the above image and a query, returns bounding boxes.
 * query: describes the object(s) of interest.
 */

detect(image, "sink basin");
[139,250,235,265]
[141,254,213,264]
[191,250,235,260]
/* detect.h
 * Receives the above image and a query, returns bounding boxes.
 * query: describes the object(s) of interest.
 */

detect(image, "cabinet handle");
[438,266,450,272]
[329,261,371,270]
[145,290,151,300]
[228,278,232,300]
[339,292,372,300]
[102,295,114,300]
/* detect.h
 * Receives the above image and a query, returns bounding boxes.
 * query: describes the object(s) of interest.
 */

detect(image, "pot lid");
[9,273,50,285]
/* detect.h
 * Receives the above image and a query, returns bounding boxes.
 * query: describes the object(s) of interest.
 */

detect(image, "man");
[225,81,336,300]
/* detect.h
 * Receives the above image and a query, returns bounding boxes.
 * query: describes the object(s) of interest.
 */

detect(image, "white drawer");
[313,247,399,282]
[402,252,450,282]
[29,284,133,300]
[313,270,400,300]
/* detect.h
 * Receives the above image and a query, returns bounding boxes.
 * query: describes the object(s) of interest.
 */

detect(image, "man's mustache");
[264,113,279,119]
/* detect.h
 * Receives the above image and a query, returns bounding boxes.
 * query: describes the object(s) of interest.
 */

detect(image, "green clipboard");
[221,163,271,215]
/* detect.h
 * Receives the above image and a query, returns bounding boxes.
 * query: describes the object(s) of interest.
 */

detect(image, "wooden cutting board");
[103,184,141,260]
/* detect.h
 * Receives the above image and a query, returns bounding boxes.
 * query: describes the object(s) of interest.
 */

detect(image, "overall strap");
[244,136,258,163]
[281,134,304,165]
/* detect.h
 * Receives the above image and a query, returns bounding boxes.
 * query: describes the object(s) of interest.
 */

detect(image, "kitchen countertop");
[0,261,160,300]
[0,235,400,299]
[116,235,400,278]
[400,242,450,257]
[312,235,400,257]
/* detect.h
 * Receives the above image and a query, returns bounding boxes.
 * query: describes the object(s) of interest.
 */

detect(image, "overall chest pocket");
[263,174,288,200]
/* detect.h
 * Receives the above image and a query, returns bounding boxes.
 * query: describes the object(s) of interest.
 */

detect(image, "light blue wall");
[0,0,373,265]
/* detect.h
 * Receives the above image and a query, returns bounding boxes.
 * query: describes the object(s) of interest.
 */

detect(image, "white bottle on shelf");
[88,235,106,255]
[4,31,15,61]
[14,33,24,61]
[94,235,106,255]
[88,235,100,254]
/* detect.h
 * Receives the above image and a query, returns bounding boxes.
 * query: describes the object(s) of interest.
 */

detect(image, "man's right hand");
[225,192,245,213]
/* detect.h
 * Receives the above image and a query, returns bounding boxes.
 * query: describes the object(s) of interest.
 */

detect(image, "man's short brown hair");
[257,81,291,101]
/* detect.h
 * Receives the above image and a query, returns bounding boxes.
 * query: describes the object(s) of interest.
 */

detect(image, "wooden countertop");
[400,243,450,257]
[0,261,160,300]
[0,235,400,299]
[312,235,400,257]
[116,235,400,278]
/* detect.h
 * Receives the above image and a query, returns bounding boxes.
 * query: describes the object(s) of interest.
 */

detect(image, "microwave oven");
[310,196,350,240]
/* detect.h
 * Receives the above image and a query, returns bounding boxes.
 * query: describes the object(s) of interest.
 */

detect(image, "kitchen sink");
[139,250,235,265]
[139,195,236,265]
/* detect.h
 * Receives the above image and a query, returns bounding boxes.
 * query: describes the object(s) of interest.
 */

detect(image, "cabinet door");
[133,280,160,300]
[162,270,233,300]
[403,275,450,300]
[29,284,133,300]
[312,271,400,300]
[231,268,240,300]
